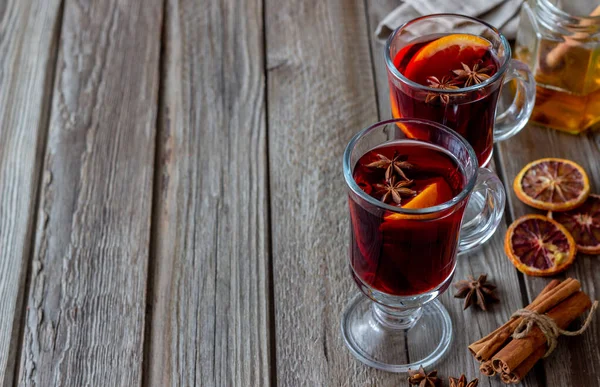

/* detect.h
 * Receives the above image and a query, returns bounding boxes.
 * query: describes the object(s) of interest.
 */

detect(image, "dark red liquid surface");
[388,34,502,167]
[349,141,466,296]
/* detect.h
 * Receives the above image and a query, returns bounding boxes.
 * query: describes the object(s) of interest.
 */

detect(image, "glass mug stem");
[372,303,423,330]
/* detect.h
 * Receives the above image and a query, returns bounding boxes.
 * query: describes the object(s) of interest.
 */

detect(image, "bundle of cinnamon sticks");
[468,278,593,384]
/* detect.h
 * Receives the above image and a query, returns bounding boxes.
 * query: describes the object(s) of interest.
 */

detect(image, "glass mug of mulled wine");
[385,14,536,168]
[342,118,505,372]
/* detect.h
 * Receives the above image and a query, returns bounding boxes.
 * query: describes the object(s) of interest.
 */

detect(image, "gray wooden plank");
[143,0,272,385]
[497,126,600,386]
[16,0,162,385]
[365,2,541,386]
[265,0,412,384]
[366,0,397,121]
[0,1,63,385]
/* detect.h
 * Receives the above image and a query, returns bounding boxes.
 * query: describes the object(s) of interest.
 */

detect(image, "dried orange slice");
[548,194,600,255]
[505,214,577,276]
[513,158,590,211]
[404,34,491,84]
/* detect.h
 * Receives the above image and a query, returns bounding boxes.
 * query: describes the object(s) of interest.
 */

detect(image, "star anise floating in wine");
[423,59,494,105]
[425,75,461,104]
[408,366,440,387]
[365,151,414,181]
[454,274,499,311]
[452,61,493,87]
[449,374,479,387]
[365,150,416,205]
[374,177,416,205]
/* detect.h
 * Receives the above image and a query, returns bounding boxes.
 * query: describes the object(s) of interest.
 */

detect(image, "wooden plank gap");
[141,0,169,385]
[260,0,279,385]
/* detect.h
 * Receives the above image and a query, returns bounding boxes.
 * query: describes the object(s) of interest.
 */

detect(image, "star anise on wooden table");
[454,274,499,311]
[374,177,416,205]
[365,151,414,181]
[449,374,479,387]
[408,366,440,387]
[452,62,493,87]
[425,75,461,104]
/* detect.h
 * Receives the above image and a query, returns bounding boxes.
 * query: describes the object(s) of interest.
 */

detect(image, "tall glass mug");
[385,14,536,168]
[342,118,505,372]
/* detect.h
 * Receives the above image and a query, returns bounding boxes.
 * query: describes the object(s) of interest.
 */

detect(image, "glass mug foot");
[341,293,452,373]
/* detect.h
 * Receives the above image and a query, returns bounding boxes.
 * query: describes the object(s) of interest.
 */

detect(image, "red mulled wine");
[388,33,502,167]
[349,140,466,296]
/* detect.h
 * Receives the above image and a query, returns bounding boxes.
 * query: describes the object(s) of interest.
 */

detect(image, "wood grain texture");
[16,0,162,385]
[144,0,272,386]
[265,0,410,385]
[0,1,63,385]
[497,125,600,386]
[365,3,540,386]
[365,0,397,121]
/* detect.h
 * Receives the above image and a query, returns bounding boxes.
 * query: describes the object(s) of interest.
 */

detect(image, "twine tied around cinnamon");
[511,300,599,357]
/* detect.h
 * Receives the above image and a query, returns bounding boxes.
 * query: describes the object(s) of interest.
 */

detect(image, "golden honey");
[515,0,600,134]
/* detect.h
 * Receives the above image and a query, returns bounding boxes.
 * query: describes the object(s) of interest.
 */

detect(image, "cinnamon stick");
[468,280,559,357]
[499,372,513,385]
[502,346,546,384]
[479,360,495,377]
[469,279,571,361]
[491,291,592,375]
[545,5,600,69]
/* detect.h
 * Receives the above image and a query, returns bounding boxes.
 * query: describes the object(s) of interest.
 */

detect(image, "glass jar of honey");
[515,0,600,134]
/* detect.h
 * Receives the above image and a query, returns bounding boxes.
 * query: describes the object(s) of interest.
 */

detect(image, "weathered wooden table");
[1,0,598,386]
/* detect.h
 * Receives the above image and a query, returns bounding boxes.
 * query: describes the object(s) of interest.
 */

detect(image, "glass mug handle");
[458,168,506,253]
[493,59,536,142]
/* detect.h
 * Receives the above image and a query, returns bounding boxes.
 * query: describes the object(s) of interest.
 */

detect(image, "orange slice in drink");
[404,34,492,84]
[548,194,600,255]
[385,177,453,221]
[504,214,577,276]
[403,177,453,209]
[513,158,590,211]
[389,110,419,139]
